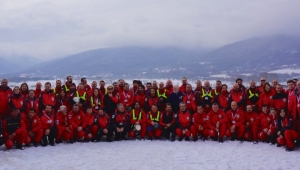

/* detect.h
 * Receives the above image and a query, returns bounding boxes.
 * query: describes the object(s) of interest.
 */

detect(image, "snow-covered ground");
[0,140,299,170]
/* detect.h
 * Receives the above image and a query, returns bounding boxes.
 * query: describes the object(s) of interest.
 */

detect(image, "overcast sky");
[0,0,300,60]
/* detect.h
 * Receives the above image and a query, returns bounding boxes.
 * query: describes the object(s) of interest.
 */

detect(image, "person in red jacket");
[145,88,159,112]
[146,104,162,140]
[99,80,107,96]
[20,83,29,99]
[258,77,267,93]
[286,80,296,114]
[53,80,62,96]
[214,84,230,111]
[175,102,192,141]
[69,83,88,111]
[135,84,146,109]
[289,81,300,120]
[55,105,72,143]
[80,77,91,92]
[88,81,98,97]
[246,80,260,112]
[0,78,13,119]
[182,84,196,113]
[114,103,130,141]
[191,105,209,141]
[3,108,27,150]
[179,77,188,93]
[128,102,146,140]
[120,83,134,111]
[244,105,259,144]
[118,79,125,93]
[63,75,73,92]
[9,86,26,116]
[130,80,139,95]
[159,103,176,141]
[34,82,43,98]
[225,101,246,141]
[89,88,102,113]
[194,80,203,93]
[39,82,56,112]
[68,104,86,142]
[24,109,43,147]
[258,108,277,142]
[228,83,246,110]
[40,105,55,146]
[165,80,173,95]
[258,83,275,111]
[270,84,288,111]
[56,90,69,112]
[24,90,39,115]
[94,109,113,142]
[207,103,228,143]
[84,107,96,142]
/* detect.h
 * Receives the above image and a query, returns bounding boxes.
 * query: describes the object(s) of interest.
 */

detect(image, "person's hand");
[66,127,71,132]
[45,129,50,135]
[135,121,140,125]
[28,131,34,136]
[77,126,82,131]
[103,129,108,134]
[108,93,112,97]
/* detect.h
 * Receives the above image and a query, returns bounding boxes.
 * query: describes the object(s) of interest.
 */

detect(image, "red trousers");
[128,124,146,138]
[25,129,43,144]
[148,129,162,139]
[209,123,227,139]
[5,129,27,149]
[226,125,246,139]
[190,125,209,139]
[175,128,191,139]
[284,130,299,149]
[85,125,98,139]
[57,128,73,141]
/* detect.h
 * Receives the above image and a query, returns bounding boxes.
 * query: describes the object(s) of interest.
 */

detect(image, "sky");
[0,0,300,61]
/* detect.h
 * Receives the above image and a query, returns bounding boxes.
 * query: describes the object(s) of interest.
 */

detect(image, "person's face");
[288,82,295,90]
[45,84,51,91]
[150,89,156,96]
[29,91,34,98]
[231,102,238,110]
[151,105,158,113]
[134,103,140,109]
[56,80,62,87]
[166,80,172,87]
[146,84,152,90]
[270,110,276,117]
[153,82,157,88]
[173,86,179,93]
[45,106,52,113]
[262,107,268,114]
[82,79,87,84]
[237,80,242,85]
[36,83,42,90]
[119,80,124,87]
[113,84,118,90]
[21,84,27,91]
[70,85,76,91]
[216,82,221,88]
[204,82,210,88]
[272,80,278,86]
[1,79,8,87]
[60,90,65,97]
[166,105,172,112]
[246,106,252,112]
[118,105,125,112]
[138,86,144,93]
[98,110,104,116]
[180,104,186,111]
[280,110,285,117]
[107,87,113,93]
[265,85,271,92]
[14,87,20,94]
[275,85,282,93]
[60,107,67,114]
[196,81,202,88]
[221,85,227,92]
[12,110,19,117]
[186,85,192,92]
[78,84,84,90]
[100,82,105,87]
[250,82,256,88]
[94,89,99,96]
[212,105,219,112]
[28,111,35,118]
[86,108,92,114]
[67,77,73,83]
[297,82,300,90]
[124,85,129,91]
[233,84,239,90]
[159,83,164,88]
[182,79,187,85]
[133,82,138,87]
[196,106,203,114]
[260,79,266,85]
[73,106,79,113]
[91,82,97,89]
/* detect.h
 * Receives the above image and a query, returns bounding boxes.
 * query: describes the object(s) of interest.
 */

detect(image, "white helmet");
[134,124,141,131]
[73,97,80,103]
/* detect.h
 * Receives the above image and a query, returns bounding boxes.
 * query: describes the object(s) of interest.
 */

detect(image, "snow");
[268,69,300,74]
[209,74,230,78]
[0,140,299,170]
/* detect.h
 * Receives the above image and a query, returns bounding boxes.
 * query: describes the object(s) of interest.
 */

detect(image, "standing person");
[119,83,134,111]
[214,84,230,111]
[167,85,183,113]
[258,83,275,111]
[144,88,159,112]
[24,90,39,115]
[246,80,260,112]
[165,80,173,95]
[198,81,214,113]
[152,81,158,91]
[8,86,26,116]
[290,81,300,120]
[80,77,91,92]
[118,79,125,93]
[102,85,119,117]
[90,88,102,113]
[34,82,43,98]
[145,82,152,96]
[84,107,96,142]
[258,77,267,93]
[257,108,277,143]
[114,103,130,141]
[191,105,209,141]
[53,80,62,96]
[55,105,72,144]
[88,81,97,97]
[39,82,56,112]
[235,78,246,92]
[63,75,73,92]
[56,90,69,112]
[99,80,107,95]
[3,108,27,150]
[159,103,176,141]
[128,102,146,140]
[23,109,43,147]
[130,80,139,95]
[0,78,13,119]
[179,77,188,93]
[270,84,288,111]
[157,82,168,111]
[175,102,192,141]
[69,83,88,111]
[286,80,296,114]
[228,83,246,110]
[146,105,162,140]
[182,84,196,113]
[94,109,114,142]
[207,103,228,143]
[40,105,55,146]
[135,84,146,109]
[20,83,29,99]
[214,80,222,96]
[194,80,203,93]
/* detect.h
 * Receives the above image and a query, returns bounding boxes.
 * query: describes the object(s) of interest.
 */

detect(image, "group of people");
[0,76,299,152]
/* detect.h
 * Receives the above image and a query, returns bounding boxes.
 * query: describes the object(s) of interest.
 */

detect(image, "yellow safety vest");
[202,89,213,98]
[90,96,101,106]
[53,88,60,96]
[150,111,160,122]
[76,91,86,100]
[214,89,218,96]
[63,85,69,92]
[157,89,167,98]
[132,109,142,120]
[248,90,259,99]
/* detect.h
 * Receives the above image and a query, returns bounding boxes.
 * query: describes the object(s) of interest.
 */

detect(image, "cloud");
[0,0,300,60]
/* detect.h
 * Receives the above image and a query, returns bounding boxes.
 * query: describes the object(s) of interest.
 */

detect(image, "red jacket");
[40,111,55,130]
[115,111,130,127]
[176,110,192,129]
[85,113,95,127]
[225,109,245,128]
[192,112,209,129]
[229,90,246,109]
[67,110,86,129]
[260,115,276,133]
[24,97,39,115]
[56,111,68,131]
[0,86,12,114]
[270,92,288,111]
[53,87,62,96]
[97,114,111,129]
[40,90,56,109]
[207,109,228,129]
[119,91,134,108]
[23,114,42,133]
[259,90,275,110]
[182,91,196,112]
[290,92,300,120]
[179,84,186,93]
[34,89,43,98]
[245,112,259,127]
[8,93,25,112]
[145,96,158,111]
[215,91,230,110]
[286,88,296,114]
[135,93,146,109]
[130,109,146,125]
[165,86,173,96]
